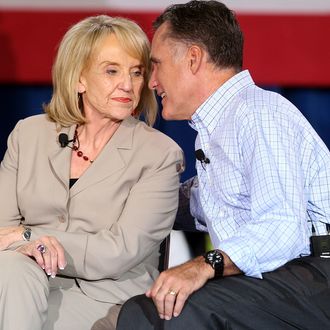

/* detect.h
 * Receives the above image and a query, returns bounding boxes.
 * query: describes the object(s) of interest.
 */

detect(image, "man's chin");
[161,109,175,121]
[162,108,189,121]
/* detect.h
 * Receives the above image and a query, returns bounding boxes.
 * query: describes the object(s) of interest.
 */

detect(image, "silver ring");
[37,244,46,254]
[167,289,177,296]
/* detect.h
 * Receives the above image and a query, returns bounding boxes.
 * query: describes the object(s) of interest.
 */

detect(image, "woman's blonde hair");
[44,15,157,126]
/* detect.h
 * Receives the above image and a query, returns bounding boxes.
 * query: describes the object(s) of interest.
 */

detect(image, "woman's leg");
[44,276,118,330]
[91,304,122,330]
[0,250,49,330]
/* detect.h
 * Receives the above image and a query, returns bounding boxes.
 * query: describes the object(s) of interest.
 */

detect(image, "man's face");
[149,23,193,120]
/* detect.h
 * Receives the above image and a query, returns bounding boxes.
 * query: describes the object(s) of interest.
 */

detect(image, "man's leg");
[117,257,330,330]
[0,250,49,330]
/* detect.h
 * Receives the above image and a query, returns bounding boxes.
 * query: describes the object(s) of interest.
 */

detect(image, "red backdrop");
[0,10,329,86]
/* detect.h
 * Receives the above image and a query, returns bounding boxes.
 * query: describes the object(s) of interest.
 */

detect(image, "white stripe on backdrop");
[0,0,330,13]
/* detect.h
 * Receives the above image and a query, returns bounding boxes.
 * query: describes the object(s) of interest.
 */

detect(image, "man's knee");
[117,294,162,330]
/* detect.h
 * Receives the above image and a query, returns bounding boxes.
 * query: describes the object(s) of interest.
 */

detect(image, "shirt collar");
[190,70,254,134]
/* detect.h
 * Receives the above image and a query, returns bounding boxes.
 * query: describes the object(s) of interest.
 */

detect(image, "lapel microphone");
[195,149,210,164]
[59,133,74,148]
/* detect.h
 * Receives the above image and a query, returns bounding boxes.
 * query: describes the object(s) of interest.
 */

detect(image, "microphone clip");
[195,149,210,170]
[58,133,74,148]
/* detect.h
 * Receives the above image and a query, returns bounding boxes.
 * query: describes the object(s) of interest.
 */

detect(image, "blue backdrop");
[1,85,330,182]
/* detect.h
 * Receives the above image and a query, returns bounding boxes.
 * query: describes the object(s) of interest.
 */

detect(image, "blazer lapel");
[48,125,75,190]
[69,116,136,197]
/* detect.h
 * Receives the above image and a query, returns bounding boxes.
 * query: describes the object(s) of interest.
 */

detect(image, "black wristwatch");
[203,249,224,278]
[22,226,32,241]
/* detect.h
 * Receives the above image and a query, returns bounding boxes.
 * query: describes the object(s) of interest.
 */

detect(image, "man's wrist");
[197,255,216,280]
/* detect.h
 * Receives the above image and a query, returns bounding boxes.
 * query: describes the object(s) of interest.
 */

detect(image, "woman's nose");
[119,74,133,91]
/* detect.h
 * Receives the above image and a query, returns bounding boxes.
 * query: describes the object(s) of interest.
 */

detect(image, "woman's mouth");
[112,97,132,103]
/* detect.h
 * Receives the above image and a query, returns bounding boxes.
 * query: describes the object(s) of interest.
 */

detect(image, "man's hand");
[16,236,67,278]
[146,256,214,320]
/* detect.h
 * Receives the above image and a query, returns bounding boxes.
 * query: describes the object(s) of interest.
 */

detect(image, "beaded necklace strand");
[73,128,94,163]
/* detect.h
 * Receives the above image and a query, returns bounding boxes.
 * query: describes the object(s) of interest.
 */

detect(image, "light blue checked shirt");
[187,70,330,278]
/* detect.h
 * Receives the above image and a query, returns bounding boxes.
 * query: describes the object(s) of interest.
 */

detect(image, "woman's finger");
[39,236,58,278]
[49,237,66,270]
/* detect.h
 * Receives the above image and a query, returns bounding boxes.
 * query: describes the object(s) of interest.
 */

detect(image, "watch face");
[206,250,223,265]
[23,228,31,241]
[204,250,224,277]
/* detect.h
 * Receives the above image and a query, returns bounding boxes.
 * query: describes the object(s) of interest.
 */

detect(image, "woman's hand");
[16,236,67,278]
[0,226,24,250]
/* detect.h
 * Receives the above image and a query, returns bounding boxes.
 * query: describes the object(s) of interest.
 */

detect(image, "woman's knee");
[0,250,48,288]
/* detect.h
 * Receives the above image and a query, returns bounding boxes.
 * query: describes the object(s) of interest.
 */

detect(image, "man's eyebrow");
[150,56,160,64]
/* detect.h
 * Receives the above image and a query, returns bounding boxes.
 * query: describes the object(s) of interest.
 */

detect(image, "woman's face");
[78,33,145,122]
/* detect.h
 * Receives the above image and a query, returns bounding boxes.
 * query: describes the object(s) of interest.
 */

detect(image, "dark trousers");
[116,257,330,329]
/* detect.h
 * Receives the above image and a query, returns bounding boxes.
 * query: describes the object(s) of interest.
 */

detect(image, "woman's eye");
[106,69,117,75]
[131,70,143,77]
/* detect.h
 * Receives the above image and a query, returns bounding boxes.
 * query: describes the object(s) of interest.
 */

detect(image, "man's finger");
[163,289,177,320]
[152,287,168,319]
[173,291,188,317]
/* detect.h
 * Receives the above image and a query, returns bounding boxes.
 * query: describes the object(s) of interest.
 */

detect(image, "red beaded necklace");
[73,129,94,163]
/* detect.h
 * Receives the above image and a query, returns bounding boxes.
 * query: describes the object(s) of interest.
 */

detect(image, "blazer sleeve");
[0,121,23,227]
[30,146,184,280]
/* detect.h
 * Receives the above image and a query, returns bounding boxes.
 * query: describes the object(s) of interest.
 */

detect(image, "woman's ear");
[77,82,85,94]
[188,45,203,75]
[77,75,86,93]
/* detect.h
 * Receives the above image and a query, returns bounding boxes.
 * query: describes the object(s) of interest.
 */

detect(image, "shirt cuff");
[216,235,263,279]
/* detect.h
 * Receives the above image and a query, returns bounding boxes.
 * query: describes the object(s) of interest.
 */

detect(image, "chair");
[158,234,171,272]
[158,189,205,272]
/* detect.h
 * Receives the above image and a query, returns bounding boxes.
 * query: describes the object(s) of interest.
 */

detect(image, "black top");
[69,178,78,188]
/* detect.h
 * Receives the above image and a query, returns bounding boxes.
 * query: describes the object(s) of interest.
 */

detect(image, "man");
[117,1,330,329]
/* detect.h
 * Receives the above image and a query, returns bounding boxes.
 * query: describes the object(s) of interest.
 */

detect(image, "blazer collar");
[48,116,137,196]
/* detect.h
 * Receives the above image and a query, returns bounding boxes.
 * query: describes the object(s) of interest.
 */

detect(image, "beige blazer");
[0,114,183,303]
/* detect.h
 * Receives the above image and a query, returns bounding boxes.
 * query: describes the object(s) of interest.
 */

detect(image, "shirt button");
[218,209,226,218]
[58,215,66,223]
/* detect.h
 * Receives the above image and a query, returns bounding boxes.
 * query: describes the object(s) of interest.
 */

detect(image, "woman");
[0,15,183,330]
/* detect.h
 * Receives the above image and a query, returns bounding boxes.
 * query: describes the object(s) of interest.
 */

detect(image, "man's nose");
[148,70,158,90]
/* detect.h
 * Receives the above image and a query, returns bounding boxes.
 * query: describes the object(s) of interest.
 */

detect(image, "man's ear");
[188,45,203,75]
